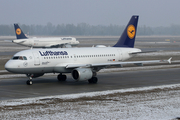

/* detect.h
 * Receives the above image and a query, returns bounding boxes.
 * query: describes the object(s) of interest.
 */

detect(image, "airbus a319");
[13,24,79,48]
[5,16,171,85]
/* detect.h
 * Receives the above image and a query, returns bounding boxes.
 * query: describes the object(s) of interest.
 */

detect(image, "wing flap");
[66,64,92,68]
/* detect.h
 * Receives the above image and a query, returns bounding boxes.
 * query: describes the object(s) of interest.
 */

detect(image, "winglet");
[167,57,172,64]
[14,24,27,39]
[113,15,139,48]
[160,57,172,64]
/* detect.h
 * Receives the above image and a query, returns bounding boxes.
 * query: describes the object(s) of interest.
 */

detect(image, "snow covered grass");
[0,50,179,119]
[0,84,180,119]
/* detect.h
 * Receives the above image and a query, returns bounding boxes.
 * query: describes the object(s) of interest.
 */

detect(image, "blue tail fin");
[113,15,139,48]
[14,24,27,39]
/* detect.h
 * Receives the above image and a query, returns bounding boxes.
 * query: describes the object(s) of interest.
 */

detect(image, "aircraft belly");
[7,67,54,74]
[53,66,72,73]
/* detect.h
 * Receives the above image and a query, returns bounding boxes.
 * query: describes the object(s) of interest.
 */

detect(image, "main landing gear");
[57,73,67,81]
[88,72,98,84]
[88,77,98,84]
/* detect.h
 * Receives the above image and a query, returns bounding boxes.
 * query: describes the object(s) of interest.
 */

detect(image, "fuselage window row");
[43,54,115,59]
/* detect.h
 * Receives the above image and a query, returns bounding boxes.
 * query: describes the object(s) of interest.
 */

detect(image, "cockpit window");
[23,56,27,60]
[19,56,23,60]
[12,56,19,60]
[11,56,27,60]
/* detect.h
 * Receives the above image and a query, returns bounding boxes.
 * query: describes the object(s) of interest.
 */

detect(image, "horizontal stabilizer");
[129,51,157,55]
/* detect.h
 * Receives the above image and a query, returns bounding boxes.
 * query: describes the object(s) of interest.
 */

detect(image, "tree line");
[0,22,180,36]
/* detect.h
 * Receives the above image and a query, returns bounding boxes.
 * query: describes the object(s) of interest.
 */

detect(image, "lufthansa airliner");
[5,16,171,85]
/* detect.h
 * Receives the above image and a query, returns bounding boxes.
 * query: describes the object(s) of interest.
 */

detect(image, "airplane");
[12,24,79,48]
[5,15,171,85]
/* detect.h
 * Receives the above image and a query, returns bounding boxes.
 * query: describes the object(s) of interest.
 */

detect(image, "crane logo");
[16,28,21,35]
[127,25,135,39]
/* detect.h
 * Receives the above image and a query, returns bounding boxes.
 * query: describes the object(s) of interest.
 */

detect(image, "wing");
[45,43,72,48]
[66,58,172,69]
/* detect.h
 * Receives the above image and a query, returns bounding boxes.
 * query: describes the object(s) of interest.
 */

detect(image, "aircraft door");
[117,49,122,61]
[32,52,40,65]
[29,39,34,47]
[74,54,77,62]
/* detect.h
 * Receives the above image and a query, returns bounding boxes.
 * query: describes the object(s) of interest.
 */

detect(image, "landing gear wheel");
[88,77,98,84]
[26,80,33,85]
[57,74,67,81]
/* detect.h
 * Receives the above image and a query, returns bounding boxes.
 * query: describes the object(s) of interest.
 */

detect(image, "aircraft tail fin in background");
[113,15,139,48]
[14,24,27,39]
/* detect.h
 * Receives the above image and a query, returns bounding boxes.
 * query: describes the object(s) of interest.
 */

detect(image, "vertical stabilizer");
[14,24,27,39]
[113,15,139,48]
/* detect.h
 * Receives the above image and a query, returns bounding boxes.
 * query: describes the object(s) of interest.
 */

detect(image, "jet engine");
[71,68,93,81]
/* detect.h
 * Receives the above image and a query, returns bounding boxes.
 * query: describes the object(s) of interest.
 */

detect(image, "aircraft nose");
[5,61,11,72]
[76,41,80,44]
[5,60,16,73]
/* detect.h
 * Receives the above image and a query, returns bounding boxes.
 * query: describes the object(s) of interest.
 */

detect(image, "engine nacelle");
[71,68,93,81]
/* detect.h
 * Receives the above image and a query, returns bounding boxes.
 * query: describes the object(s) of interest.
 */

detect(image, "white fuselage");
[12,37,79,48]
[5,46,141,74]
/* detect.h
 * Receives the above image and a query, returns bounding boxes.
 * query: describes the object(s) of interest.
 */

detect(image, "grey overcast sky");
[0,0,179,27]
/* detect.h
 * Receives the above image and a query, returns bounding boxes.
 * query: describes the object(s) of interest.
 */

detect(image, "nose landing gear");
[26,74,33,85]
[26,79,33,85]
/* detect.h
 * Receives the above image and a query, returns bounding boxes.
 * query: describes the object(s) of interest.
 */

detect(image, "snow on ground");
[0,51,180,119]
[0,84,180,120]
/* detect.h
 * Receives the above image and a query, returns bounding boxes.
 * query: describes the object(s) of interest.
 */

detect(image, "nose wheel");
[88,77,98,84]
[26,74,33,85]
[26,79,33,85]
